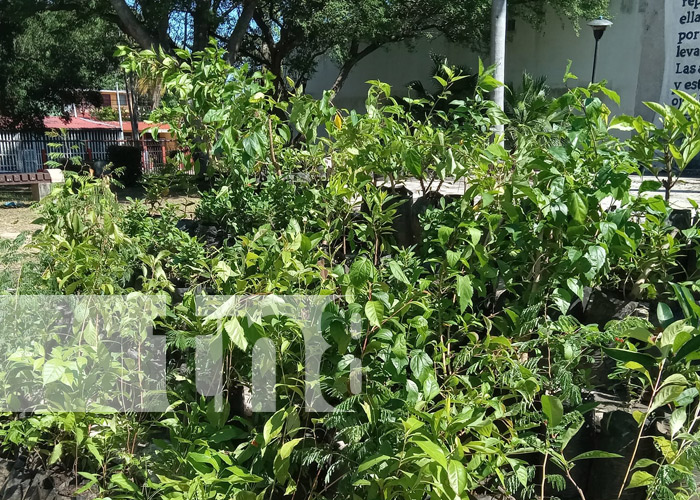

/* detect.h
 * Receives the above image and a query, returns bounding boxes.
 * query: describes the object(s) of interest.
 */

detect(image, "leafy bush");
[2,44,700,500]
[92,106,121,121]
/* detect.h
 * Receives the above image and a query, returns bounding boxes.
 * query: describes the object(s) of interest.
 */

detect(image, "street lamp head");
[588,17,613,41]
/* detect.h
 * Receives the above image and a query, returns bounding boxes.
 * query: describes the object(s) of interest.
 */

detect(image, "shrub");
[91,106,120,121]
[3,44,700,500]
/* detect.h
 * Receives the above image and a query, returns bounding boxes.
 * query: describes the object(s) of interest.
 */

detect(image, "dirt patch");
[0,206,41,240]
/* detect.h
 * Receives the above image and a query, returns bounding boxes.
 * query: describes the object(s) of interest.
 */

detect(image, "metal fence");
[0,137,179,175]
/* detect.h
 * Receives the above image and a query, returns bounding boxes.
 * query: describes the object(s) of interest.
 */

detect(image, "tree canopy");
[106,0,610,94]
[0,0,610,123]
[0,3,124,127]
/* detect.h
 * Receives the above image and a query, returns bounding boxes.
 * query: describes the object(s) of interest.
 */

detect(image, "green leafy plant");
[612,91,700,202]
[604,299,700,499]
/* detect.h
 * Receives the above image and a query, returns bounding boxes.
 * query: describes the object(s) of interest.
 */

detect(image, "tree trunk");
[124,73,140,145]
[227,0,257,63]
[109,0,160,50]
[192,0,212,52]
[490,0,507,136]
[331,42,379,95]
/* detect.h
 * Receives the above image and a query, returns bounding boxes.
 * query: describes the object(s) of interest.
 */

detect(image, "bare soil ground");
[0,206,41,240]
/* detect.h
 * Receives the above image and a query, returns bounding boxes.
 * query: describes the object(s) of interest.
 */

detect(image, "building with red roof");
[0,116,173,173]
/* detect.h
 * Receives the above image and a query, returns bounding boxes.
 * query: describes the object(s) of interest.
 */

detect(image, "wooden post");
[141,138,147,174]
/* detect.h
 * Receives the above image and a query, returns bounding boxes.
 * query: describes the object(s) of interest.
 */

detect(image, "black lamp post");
[588,17,613,83]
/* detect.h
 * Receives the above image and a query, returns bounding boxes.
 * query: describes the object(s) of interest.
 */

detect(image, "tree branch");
[239,47,270,67]
[252,8,275,50]
[226,0,257,63]
[331,41,379,94]
[108,0,161,50]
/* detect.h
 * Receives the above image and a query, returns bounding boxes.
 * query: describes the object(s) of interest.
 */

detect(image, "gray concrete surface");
[399,175,700,211]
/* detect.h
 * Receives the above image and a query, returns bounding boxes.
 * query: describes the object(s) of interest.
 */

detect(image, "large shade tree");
[1,0,609,119]
[106,0,610,94]
[0,3,124,127]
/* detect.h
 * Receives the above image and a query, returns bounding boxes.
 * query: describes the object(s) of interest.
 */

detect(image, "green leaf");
[623,327,653,344]
[644,101,667,117]
[278,438,302,460]
[676,387,699,407]
[274,438,302,481]
[365,301,384,328]
[404,149,423,177]
[447,460,467,494]
[210,426,248,443]
[566,278,584,300]
[358,454,391,472]
[627,470,654,489]
[552,288,573,315]
[225,318,248,351]
[600,86,621,106]
[609,115,636,131]
[49,442,62,465]
[650,374,688,413]
[568,192,588,223]
[388,261,410,285]
[438,226,454,245]
[42,359,66,385]
[110,473,141,495]
[402,417,424,434]
[560,420,583,451]
[409,351,433,382]
[669,408,686,437]
[423,374,440,401]
[188,452,219,472]
[632,458,658,470]
[675,334,700,362]
[585,245,607,275]
[657,303,674,327]
[570,450,622,461]
[541,395,563,427]
[659,321,695,357]
[639,180,662,194]
[603,348,658,370]
[349,257,375,287]
[456,275,473,314]
[330,320,351,354]
[514,466,529,488]
[414,438,448,469]
[671,284,700,323]
[86,443,104,465]
[263,409,287,445]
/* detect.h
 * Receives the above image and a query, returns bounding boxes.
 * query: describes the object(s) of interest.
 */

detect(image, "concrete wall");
[306,0,662,117]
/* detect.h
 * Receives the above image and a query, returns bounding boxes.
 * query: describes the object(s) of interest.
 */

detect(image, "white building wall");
[306,0,661,117]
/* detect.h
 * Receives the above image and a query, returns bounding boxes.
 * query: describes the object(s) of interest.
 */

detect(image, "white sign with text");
[662,0,700,105]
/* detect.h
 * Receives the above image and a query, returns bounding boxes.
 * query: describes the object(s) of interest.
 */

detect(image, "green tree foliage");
[0,6,123,127]
[4,0,610,105]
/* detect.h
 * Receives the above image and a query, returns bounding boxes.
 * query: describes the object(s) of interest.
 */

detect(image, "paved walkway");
[400,176,700,211]
[636,176,700,210]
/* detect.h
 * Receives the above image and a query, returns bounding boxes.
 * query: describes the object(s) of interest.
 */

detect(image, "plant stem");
[617,359,666,499]
[541,450,548,500]
[565,468,587,500]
